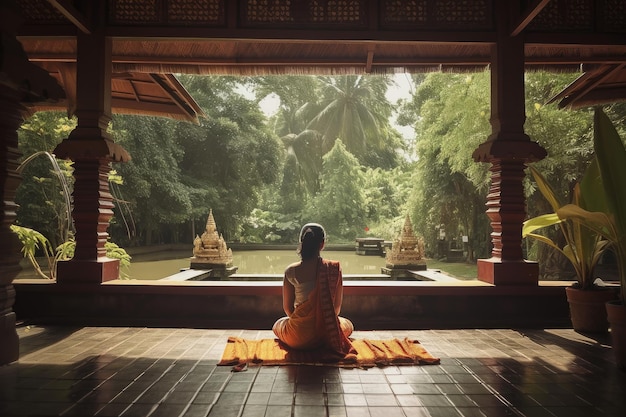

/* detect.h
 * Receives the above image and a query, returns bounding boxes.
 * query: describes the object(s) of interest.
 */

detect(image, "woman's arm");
[282,276,295,316]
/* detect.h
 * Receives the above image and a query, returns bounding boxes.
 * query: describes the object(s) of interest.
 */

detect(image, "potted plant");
[557,109,625,369]
[523,159,617,333]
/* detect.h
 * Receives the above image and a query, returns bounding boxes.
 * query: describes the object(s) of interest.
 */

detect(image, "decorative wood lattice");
[110,0,162,24]
[242,0,367,26]
[381,0,427,25]
[17,0,67,24]
[432,0,489,26]
[528,0,593,31]
[168,0,224,24]
[381,0,492,29]
[604,0,626,33]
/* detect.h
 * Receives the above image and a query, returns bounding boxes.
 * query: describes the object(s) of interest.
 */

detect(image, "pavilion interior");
[2,1,626,415]
[2,0,626,404]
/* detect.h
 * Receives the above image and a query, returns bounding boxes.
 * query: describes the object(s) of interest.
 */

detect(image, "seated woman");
[273,223,355,357]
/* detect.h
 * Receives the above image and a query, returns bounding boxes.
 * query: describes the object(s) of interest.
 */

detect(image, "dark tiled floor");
[1,326,625,417]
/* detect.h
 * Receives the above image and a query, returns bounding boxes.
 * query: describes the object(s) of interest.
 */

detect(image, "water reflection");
[127,250,387,280]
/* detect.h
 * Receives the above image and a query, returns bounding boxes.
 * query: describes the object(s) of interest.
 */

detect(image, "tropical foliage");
[397,70,596,264]
[304,139,367,241]
[16,112,76,248]
[556,109,626,303]
[15,71,625,281]
[522,163,610,289]
[11,225,131,280]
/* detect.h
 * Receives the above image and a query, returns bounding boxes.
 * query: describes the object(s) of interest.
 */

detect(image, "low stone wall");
[12,279,572,330]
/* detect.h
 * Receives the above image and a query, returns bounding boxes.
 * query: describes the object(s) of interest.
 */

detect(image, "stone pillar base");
[381,265,427,280]
[0,311,18,365]
[189,264,238,279]
[56,258,120,284]
[477,258,538,286]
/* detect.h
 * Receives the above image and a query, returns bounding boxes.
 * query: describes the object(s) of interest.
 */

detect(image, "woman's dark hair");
[297,223,326,260]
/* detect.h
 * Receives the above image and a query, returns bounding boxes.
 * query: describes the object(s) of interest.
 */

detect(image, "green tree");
[111,115,191,245]
[362,165,415,240]
[398,70,595,266]
[173,75,282,240]
[16,112,76,248]
[306,75,402,168]
[399,72,492,260]
[522,72,595,277]
[305,140,366,241]
[255,76,325,196]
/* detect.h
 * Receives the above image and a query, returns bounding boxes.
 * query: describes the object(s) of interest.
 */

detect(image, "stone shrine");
[382,215,427,279]
[190,210,237,278]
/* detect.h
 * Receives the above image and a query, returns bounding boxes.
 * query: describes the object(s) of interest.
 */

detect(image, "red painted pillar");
[0,0,64,365]
[54,7,129,284]
[472,1,546,285]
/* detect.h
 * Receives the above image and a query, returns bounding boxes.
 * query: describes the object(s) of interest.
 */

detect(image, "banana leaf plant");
[523,160,610,290]
[557,109,626,304]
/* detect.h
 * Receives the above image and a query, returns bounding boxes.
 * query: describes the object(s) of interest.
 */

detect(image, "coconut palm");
[280,129,324,196]
[305,75,394,161]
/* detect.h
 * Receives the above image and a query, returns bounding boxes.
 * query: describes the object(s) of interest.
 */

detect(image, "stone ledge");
[13,279,573,330]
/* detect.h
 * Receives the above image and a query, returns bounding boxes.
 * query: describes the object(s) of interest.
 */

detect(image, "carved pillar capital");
[473,137,547,164]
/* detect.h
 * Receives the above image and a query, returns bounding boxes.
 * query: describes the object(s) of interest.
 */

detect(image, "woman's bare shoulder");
[322,259,341,268]
[284,261,301,273]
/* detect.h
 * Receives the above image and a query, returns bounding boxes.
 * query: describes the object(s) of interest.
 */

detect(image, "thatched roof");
[29,62,204,123]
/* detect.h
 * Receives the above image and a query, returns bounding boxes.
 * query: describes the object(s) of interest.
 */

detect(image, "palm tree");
[305,75,394,160]
[280,129,323,196]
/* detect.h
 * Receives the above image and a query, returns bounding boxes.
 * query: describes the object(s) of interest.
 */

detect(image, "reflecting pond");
[127,249,387,280]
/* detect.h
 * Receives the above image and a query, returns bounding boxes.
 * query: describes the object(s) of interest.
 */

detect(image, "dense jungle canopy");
[15,72,626,276]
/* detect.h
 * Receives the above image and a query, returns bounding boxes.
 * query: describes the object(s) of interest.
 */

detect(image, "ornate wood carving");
[604,0,626,33]
[527,0,594,31]
[242,0,367,27]
[109,0,224,25]
[381,0,492,29]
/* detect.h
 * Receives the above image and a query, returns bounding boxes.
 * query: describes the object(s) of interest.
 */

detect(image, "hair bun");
[299,223,326,242]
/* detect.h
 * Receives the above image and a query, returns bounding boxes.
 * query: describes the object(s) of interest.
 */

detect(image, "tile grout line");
[456,359,527,417]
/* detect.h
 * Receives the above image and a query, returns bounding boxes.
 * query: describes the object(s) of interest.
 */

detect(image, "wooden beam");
[149,74,196,119]
[46,0,92,34]
[558,63,625,108]
[128,80,141,102]
[26,51,626,68]
[511,0,551,37]
[572,87,626,106]
[365,50,374,73]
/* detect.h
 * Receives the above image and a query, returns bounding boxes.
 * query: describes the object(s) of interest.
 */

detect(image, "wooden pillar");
[54,3,129,284]
[472,0,546,285]
[0,87,25,366]
[0,0,64,365]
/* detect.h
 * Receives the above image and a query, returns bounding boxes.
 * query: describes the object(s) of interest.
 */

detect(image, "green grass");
[426,259,478,280]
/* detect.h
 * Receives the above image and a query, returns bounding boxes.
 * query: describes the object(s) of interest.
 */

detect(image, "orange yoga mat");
[218,337,440,369]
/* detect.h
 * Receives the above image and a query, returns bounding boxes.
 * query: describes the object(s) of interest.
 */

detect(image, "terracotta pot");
[565,287,618,333]
[606,301,626,371]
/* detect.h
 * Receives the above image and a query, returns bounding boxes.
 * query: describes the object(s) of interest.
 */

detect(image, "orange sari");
[273,259,355,358]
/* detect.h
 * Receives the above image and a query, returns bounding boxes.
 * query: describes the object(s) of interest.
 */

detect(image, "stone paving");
[1,326,625,416]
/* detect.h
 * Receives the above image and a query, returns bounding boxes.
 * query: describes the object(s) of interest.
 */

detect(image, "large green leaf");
[522,213,562,237]
[528,165,562,212]
[593,108,626,300]
[578,157,607,213]
[594,110,626,240]
[557,204,616,241]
